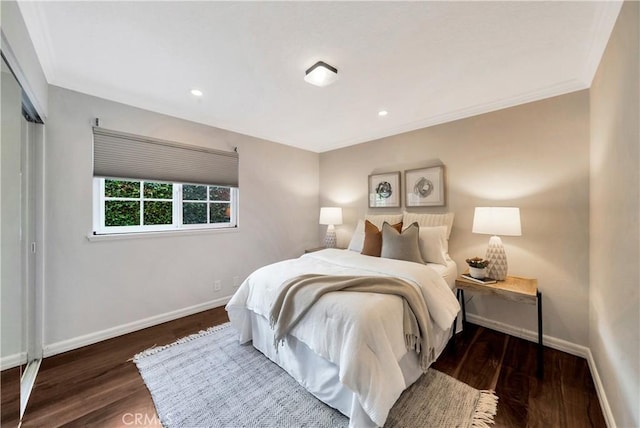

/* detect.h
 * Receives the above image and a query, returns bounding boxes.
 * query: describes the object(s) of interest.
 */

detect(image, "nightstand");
[304,246,326,254]
[455,274,543,378]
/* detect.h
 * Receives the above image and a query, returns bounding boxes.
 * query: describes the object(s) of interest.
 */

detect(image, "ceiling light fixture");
[190,89,203,97]
[304,61,338,87]
[378,110,388,117]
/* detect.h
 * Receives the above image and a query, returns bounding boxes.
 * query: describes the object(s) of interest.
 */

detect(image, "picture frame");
[405,166,445,207]
[368,171,401,208]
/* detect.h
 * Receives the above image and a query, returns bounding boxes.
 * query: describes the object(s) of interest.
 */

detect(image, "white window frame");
[92,178,238,235]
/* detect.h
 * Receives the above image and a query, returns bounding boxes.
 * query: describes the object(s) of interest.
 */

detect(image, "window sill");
[86,227,239,242]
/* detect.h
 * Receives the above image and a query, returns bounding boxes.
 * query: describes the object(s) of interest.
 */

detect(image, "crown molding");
[16,0,56,82]
[319,78,588,153]
[580,1,623,87]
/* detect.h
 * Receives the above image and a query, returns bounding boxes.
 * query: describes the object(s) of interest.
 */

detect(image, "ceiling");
[18,1,622,153]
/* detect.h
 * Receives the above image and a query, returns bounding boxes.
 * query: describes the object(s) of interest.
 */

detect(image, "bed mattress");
[226,249,460,427]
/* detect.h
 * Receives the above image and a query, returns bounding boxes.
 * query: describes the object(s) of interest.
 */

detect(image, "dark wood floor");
[1,365,21,425]
[432,325,605,428]
[3,307,605,427]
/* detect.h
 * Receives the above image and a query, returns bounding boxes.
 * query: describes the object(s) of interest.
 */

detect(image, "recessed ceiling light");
[378,110,388,117]
[190,89,203,97]
[304,61,338,87]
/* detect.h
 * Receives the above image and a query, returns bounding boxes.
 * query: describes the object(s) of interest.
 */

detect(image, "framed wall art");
[405,166,445,207]
[368,171,401,208]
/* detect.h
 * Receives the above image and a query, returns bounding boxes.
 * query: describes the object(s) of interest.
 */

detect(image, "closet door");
[22,116,38,363]
[1,52,43,424]
[1,56,25,424]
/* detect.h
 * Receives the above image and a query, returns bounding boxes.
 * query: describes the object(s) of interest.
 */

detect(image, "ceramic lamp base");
[485,235,508,280]
[324,225,337,248]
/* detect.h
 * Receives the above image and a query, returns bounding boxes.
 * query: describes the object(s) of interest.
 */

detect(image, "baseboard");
[585,348,616,428]
[38,301,616,427]
[466,313,589,358]
[1,352,27,371]
[43,296,233,358]
[466,314,615,428]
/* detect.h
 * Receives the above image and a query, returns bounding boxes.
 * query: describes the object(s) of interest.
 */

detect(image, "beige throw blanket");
[269,274,435,371]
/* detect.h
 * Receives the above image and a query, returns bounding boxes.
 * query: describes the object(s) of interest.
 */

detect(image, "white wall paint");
[43,86,319,348]
[0,1,48,119]
[320,91,590,346]
[589,2,639,427]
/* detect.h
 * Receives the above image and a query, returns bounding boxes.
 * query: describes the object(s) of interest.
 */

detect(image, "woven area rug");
[134,323,498,427]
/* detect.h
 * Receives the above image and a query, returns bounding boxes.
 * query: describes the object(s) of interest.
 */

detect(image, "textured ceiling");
[19,1,622,152]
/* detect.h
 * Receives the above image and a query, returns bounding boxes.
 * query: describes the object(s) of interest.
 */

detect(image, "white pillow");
[418,226,448,266]
[348,214,403,252]
[347,219,365,252]
[402,212,455,238]
[403,211,454,253]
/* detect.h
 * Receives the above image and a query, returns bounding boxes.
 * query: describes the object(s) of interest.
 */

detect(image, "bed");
[226,239,460,427]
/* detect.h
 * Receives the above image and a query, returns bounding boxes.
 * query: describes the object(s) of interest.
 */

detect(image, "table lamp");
[472,207,521,280]
[319,207,343,248]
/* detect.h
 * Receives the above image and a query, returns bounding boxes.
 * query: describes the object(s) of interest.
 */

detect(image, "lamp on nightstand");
[472,207,521,280]
[319,207,343,248]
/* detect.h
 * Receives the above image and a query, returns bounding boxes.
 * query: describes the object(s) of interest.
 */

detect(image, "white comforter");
[226,249,460,426]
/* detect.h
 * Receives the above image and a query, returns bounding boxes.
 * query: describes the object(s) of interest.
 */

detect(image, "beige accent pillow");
[381,222,424,264]
[362,220,403,257]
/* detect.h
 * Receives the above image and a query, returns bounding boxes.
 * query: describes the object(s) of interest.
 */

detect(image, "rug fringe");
[132,322,231,362]
[471,390,499,427]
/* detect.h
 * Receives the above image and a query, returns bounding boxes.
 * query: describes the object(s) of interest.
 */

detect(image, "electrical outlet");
[214,280,221,292]
[233,276,240,288]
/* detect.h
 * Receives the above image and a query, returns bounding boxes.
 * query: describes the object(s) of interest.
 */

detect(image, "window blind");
[93,127,239,187]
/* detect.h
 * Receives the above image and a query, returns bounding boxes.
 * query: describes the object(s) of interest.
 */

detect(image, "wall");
[43,86,319,352]
[589,2,639,427]
[0,1,48,119]
[320,91,590,346]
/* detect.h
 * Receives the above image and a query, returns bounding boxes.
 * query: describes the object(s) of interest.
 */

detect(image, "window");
[93,178,238,234]
[182,184,233,225]
[91,127,239,235]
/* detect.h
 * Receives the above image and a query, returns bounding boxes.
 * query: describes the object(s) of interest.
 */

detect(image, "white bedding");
[226,249,460,427]
[427,257,458,290]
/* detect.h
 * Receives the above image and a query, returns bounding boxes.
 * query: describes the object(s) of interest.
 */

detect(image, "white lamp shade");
[472,207,521,236]
[319,207,343,225]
